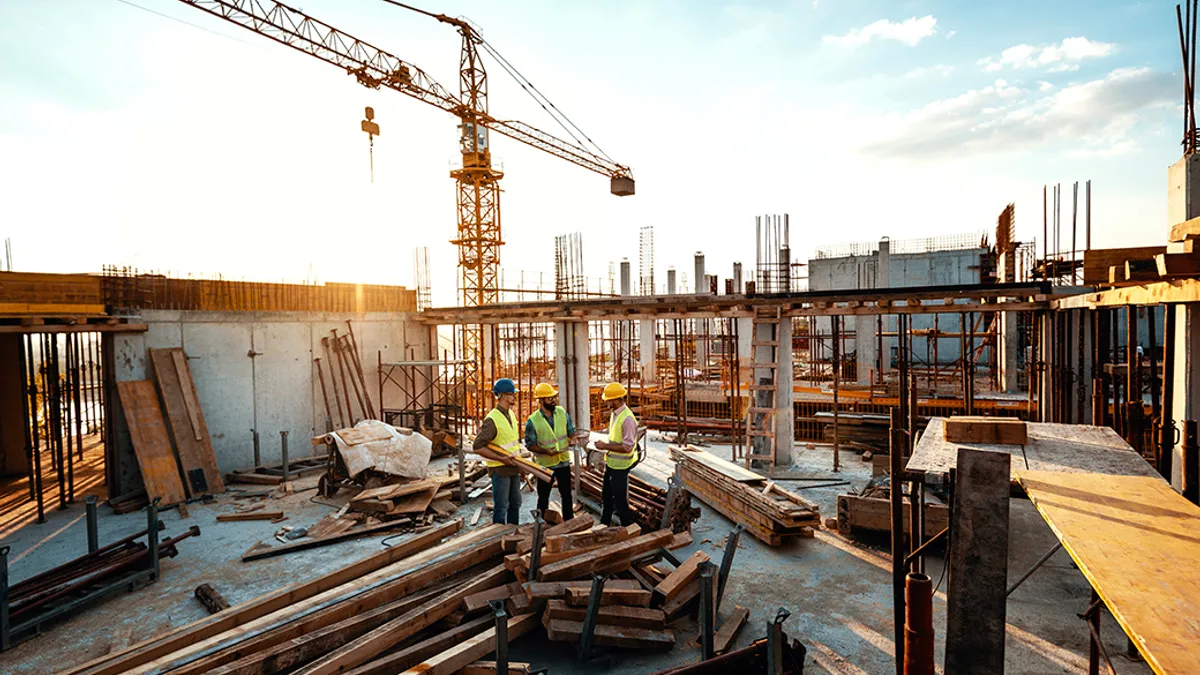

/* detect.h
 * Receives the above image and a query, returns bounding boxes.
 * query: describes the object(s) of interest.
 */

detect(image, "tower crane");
[176,0,634,387]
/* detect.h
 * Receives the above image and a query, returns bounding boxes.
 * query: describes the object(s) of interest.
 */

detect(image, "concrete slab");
[0,441,1153,674]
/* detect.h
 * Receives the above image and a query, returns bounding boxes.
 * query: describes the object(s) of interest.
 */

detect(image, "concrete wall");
[111,310,429,475]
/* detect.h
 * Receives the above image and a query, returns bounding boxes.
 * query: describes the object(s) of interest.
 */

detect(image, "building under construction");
[2,2,1200,675]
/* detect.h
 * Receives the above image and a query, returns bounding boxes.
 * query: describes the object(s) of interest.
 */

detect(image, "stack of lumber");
[63,520,544,675]
[579,465,701,534]
[345,461,486,521]
[669,446,820,546]
[1084,239,1200,286]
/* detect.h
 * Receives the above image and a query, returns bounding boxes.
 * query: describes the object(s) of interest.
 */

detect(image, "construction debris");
[580,464,701,533]
[193,583,230,614]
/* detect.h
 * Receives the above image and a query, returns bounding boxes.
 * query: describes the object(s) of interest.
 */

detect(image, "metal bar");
[488,599,508,674]
[716,524,742,611]
[1183,420,1199,504]
[1005,541,1062,597]
[458,441,467,504]
[147,498,160,581]
[1,546,10,652]
[910,482,924,575]
[322,337,347,428]
[660,468,682,531]
[698,561,716,660]
[903,527,949,568]
[832,314,841,472]
[252,429,261,468]
[280,431,290,483]
[85,495,99,554]
[315,357,333,432]
[1162,305,1177,480]
[1083,590,1116,675]
[528,510,545,580]
[767,608,790,675]
[578,574,607,662]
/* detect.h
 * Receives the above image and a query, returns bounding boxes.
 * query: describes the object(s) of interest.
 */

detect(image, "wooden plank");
[329,425,396,446]
[543,619,675,650]
[545,599,666,629]
[216,511,284,522]
[945,448,1010,675]
[1125,258,1161,282]
[653,550,710,604]
[62,521,468,675]
[677,446,765,482]
[339,616,493,675]
[661,580,700,622]
[563,586,652,607]
[1156,251,1200,279]
[208,561,508,675]
[172,350,204,441]
[352,479,438,503]
[1170,214,1200,242]
[1017,471,1200,675]
[242,519,420,561]
[389,487,439,515]
[543,514,594,537]
[943,416,1026,445]
[462,582,525,614]
[116,380,187,506]
[459,663,532,675]
[150,347,224,497]
[835,494,948,537]
[398,613,539,675]
[1167,239,1198,254]
[1083,246,1166,284]
[713,606,749,654]
[545,524,640,553]
[523,579,643,601]
[537,529,675,581]
[906,418,1156,481]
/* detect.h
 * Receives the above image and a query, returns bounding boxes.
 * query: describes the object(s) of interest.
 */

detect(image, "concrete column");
[667,268,677,295]
[737,317,753,363]
[555,321,591,434]
[998,309,1019,394]
[640,319,656,384]
[694,253,706,294]
[694,252,708,369]
[855,315,876,386]
[1170,304,1200,488]
[775,318,794,465]
[877,239,892,377]
[733,262,743,294]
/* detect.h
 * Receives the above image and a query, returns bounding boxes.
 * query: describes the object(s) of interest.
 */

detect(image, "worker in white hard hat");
[592,381,637,526]
[524,382,577,521]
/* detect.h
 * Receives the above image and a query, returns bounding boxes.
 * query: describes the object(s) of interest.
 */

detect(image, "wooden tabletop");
[905,418,1157,481]
[1017,470,1200,674]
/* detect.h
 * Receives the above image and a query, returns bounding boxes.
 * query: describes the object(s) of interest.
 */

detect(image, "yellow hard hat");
[602,382,627,400]
[533,382,558,399]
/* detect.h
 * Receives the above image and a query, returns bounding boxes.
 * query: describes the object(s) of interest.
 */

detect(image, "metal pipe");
[903,573,934,675]
[716,524,742,611]
[1161,306,1177,480]
[1006,541,1063,597]
[252,429,261,468]
[578,574,607,662]
[1182,420,1198,505]
[489,599,508,674]
[766,608,789,675]
[890,407,906,675]
[1,546,10,652]
[699,561,716,660]
[322,337,347,428]
[314,358,333,432]
[280,431,289,483]
[85,496,99,554]
[148,498,160,581]
[528,510,544,580]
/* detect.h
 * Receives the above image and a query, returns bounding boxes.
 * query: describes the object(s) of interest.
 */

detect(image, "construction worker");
[593,381,637,526]
[524,382,576,521]
[472,378,522,525]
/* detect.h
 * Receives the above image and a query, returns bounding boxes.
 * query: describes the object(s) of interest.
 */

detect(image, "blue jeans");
[491,473,522,525]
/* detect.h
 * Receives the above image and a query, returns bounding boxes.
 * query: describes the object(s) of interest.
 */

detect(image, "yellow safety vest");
[528,406,571,468]
[606,406,637,470]
[484,407,520,468]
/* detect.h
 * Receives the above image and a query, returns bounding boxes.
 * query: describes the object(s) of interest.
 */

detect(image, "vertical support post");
[147,497,161,582]
[578,574,607,662]
[698,561,716,660]
[832,315,841,472]
[1183,420,1199,505]
[458,441,467,504]
[1161,306,1177,480]
[660,466,682,531]
[944,448,1010,674]
[252,429,261,468]
[716,524,742,610]
[487,599,508,674]
[1127,306,1142,452]
[0,545,9,652]
[280,430,289,483]
[26,335,45,524]
[1087,590,1101,675]
[909,477,924,575]
[904,572,935,675]
[889,407,906,675]
[85,495,99,554]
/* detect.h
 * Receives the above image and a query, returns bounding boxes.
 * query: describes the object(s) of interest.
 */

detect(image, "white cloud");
[1038,80,1055,91]
[823,16,938,47]
[903,64,955,79]
[862,67,1174,160]
[946,30,957,39]
[978,36,1115,71]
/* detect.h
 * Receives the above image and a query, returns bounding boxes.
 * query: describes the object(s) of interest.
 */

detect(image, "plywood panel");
[150,347,224,497]
[116,380,186,505]
[907,418,1157,481]
[1017,471,1200,675]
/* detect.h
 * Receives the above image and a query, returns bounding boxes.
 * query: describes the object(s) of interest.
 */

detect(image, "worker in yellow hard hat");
[472,378,522,525]
[524,382,576,521]
[592,381,637,526]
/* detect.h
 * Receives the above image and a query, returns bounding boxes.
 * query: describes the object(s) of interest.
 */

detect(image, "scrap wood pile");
[235,459,486,562]
[579,465,701,534]
[669,445,820,546]
[70,516,729,675]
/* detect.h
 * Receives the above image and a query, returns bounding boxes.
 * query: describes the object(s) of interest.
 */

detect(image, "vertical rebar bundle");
[639,225,655,295]
[756,214,791,293]
[1179,1,1199,154]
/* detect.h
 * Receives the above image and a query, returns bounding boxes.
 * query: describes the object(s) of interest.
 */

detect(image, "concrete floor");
[0,437,1152,674]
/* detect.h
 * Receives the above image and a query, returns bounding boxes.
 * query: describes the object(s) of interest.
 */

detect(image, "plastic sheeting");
[330,419,431,479]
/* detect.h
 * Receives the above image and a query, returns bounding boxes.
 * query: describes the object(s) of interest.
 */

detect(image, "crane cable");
[374,0,617,166]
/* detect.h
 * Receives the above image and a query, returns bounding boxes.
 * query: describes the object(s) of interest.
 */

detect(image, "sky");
[0,0,1186,306]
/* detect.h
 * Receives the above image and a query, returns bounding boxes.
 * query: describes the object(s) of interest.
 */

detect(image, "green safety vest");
[528,406,571,468]
[484,407,520,468]
[606,406,637,470]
